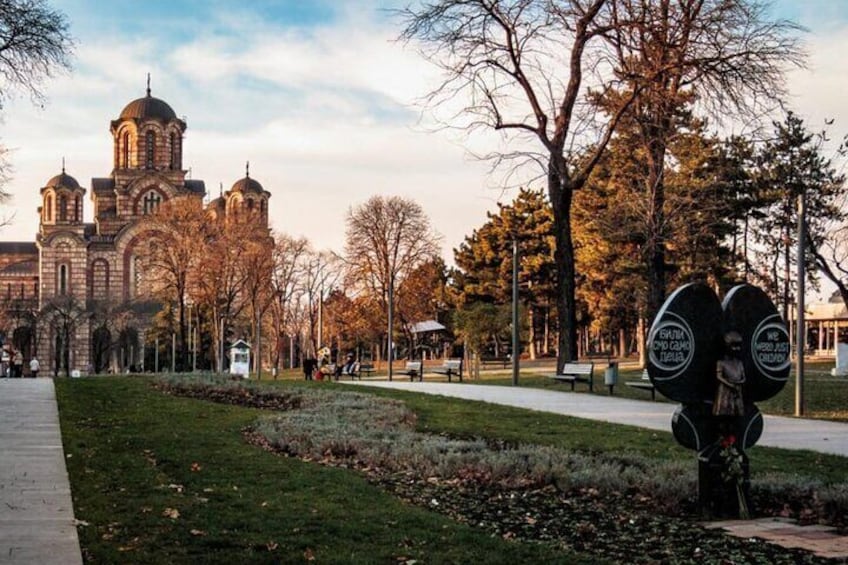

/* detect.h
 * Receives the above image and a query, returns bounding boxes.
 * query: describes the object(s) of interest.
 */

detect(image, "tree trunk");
[178,298,187,372]
[548,159,578,364]
[618,329,627,359]
[645,134,668,327]
[528,304,537,360]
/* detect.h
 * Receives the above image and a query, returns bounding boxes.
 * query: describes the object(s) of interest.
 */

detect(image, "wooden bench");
[480,357,512,369]
[432,358,463,382]
[481,356,510,370]
[337,361,363,380]
[359,363,375,377]
[401,361,423,382]
[547,362,594,392]
[625,369,656,400]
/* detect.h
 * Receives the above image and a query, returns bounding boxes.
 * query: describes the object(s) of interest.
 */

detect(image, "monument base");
[697,443,751,520]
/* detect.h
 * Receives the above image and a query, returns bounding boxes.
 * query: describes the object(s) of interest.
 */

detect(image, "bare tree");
[599,0,804,322]
[0,0,72,221]
[398,0,803,364]
[39,294,86,376]
[0,0,72,106]
[301,249,339,358]
[344,195,440,378]
[140,196,211,371]
[239,224,274,377]
[269,233,309,370]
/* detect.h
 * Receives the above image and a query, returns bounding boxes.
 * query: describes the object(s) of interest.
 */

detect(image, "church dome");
[119,93,177,121]
[45,171,80,190]
[231,176,265,194]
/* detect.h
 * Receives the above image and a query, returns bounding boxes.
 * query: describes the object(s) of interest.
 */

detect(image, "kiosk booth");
[229,340,251,378]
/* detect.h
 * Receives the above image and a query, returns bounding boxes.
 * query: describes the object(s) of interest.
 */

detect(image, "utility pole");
[317,284,324,349]
[796,193,805,416]
[388,280,394,381]
[219,317,225,374]
[512,239,519,385]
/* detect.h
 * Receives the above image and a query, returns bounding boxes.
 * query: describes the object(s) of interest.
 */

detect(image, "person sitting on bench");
[340,353,357,376]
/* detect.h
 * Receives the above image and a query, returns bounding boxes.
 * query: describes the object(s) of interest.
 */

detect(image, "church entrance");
[12,325,34,360]
[91,326,111,374]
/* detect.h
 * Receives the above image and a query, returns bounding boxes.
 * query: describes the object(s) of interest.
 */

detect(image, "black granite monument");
[648,283,790,518]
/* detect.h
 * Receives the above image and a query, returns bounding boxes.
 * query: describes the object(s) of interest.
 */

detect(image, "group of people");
[302,350,359,381]
[1,349,39,378]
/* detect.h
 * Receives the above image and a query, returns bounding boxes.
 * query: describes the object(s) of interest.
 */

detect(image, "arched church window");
[58,264,68,295]
[45,195,53,222]
[145,130,155,169]
[170,132,180,170]
[58,195,67,221]
[260,199,266,215]
[142,190,162,215]
[246,199,254,211]
[74,195,81,222]
[122,131,131,167]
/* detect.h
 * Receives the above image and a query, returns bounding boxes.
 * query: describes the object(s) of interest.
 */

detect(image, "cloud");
[0,2,503,264]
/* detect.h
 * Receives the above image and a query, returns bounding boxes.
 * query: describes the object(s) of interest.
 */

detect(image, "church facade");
[0,86,270,375]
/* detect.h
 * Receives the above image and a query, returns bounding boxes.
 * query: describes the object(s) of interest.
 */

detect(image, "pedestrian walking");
[29,356,40,378]
[12,350,23,378]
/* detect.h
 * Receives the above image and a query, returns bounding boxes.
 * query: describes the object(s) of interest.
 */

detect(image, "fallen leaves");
[190,462,202,472]
[162,508,180,520]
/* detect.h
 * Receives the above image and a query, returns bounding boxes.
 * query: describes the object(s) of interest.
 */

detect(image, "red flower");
[721,435,736,448]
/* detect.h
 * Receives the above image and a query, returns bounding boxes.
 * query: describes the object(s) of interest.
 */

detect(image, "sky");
[1,0,848,294]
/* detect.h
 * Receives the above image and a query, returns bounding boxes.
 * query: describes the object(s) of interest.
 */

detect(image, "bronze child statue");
[714,331,745,417]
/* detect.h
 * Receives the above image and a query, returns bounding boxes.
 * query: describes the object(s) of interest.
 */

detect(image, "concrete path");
[346,381,848,457]
[0,379,82,565]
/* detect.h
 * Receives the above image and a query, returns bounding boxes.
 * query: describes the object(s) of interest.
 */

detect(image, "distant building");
[0,85,271,375]
[804,294,848,355]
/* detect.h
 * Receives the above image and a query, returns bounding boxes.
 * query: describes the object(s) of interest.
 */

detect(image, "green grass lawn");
[56,372,848,562]
[56,377,596,564]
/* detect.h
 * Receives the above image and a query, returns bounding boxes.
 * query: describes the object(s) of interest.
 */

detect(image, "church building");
[0,84,271,375]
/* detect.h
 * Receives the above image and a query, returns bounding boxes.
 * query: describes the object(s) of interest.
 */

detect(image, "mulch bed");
[165,382,840,564]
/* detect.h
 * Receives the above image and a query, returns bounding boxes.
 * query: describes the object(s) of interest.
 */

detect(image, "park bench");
[546,362,594,392]
[359,363,375,378]
[402,361,423,382]
[432,358,463,382]
[481,356,510,369]
[336,361,363,380]
[625,369,657,400]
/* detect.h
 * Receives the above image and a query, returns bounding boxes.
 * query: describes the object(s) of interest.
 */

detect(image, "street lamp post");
[512,239,519,386]
[796,193,806,416]
[187,301,192,373]
[388,280,394,381]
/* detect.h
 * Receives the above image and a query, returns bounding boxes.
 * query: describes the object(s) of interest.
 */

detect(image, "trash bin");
[604,361,618,394]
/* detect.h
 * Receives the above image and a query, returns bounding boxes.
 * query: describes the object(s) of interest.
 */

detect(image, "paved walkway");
[346,381,848,457]
[0,379,82,565]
